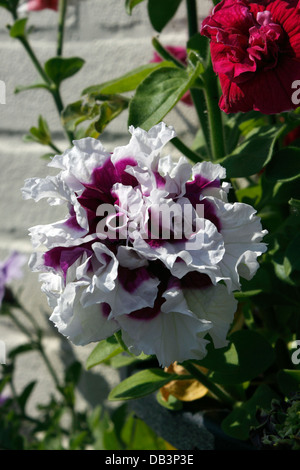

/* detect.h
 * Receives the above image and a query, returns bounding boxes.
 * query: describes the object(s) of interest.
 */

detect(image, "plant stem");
[202,63,226,160]
[183,361,235,408]
[57,0,68,57]
[185,0,211,156]
[16,28,74,143]
[186,0,198,38]
[37,343,62,390]
[18,36,51,85]
[152,37,185,69]
[171,136,203,163]
[50,142,63,154]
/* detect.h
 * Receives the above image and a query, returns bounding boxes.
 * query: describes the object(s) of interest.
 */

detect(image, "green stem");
[171,136,203,163]
[38,343,62,390]
[17,33,74,144]
[186,0,198,38]
[183,362,236,408]
[202,63,226,160]
[185,0,211,156]
[152,37,185,69]
[57,0,68,57]
[50,142,63,154]
[18,36,51,85]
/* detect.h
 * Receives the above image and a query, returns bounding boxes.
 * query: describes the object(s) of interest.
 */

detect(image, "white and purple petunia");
[22,123,267,367]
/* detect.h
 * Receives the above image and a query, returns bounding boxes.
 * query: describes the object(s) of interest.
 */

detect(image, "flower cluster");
[22,123,267,366]
[201,0,300,114]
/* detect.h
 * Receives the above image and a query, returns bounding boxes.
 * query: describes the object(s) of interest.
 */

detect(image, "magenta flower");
[18,0,58,12]
[0,252,27,307]
[201,0,300,114]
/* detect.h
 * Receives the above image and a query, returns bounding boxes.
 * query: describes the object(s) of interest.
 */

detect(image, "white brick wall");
[0,0,213,421]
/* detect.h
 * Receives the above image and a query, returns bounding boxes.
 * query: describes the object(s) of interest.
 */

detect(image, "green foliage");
[265,147,300,182]
[219,126,282,177]
[86,336,123,369]
[9,17,27,38]
[250,395,300,450]
[193,330,275,385]
[109,369,186,401]
[83,61,175,96]
[221,385,279,440]
[147,0,182,32]
[128,60,203,130]
[44,57,85,87]
[125,0,146,15]
[23,116,52,146]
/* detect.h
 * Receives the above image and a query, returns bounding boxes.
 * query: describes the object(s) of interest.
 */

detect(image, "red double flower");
[201,0,300,114]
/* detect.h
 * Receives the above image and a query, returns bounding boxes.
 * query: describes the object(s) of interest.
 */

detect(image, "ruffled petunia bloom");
[22,123,267,367]
[151,46,193,106]
[201,0,300,114]
[0,252,27,308]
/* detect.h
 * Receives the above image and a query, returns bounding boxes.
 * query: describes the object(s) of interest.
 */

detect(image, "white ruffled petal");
[50,283,119,346]
[112,123,176,168]
[22,174,71,206]
[210,197,268,291]
[184,283,238,349]
[107,273,160,318]
[118,286,212,367]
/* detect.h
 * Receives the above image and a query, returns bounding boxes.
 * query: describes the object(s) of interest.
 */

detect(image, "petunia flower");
[0,252,27,308]
[201,0,300,114]
[18,0,59,12]
[17,0,81,13]
[22,123,267,367]
[151,46,193,106]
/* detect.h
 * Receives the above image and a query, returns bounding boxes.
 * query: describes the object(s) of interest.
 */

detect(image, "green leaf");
[125,0,146,14]
[65,361,82,386]
[289,198,300,212]
[284,233,300,276]
[24,115,52,146]
[121,413,166,450]
[62,94,128,136]
[8,343,38,359]
[156,390,183,411]
[148,0,182,32]
[95,99,128,134]
[9,17,27,38]
[44,57,85,86]
[128,63,202,130]
[277,369,300,397]
[218,126,281,178]
[109,369,178,401]
[61,100,96,132]
[82,62,174,96]
[221,384,279,440]
[86,336,123,370]
[17,381,36,413]
[14,83,50,94]
[187,33,210,64]
[265,147,300,182]
[195,330,275,385]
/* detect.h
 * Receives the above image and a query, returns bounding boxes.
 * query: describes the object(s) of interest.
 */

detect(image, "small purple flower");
[0,252,27,307]
[0,395,8,406]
